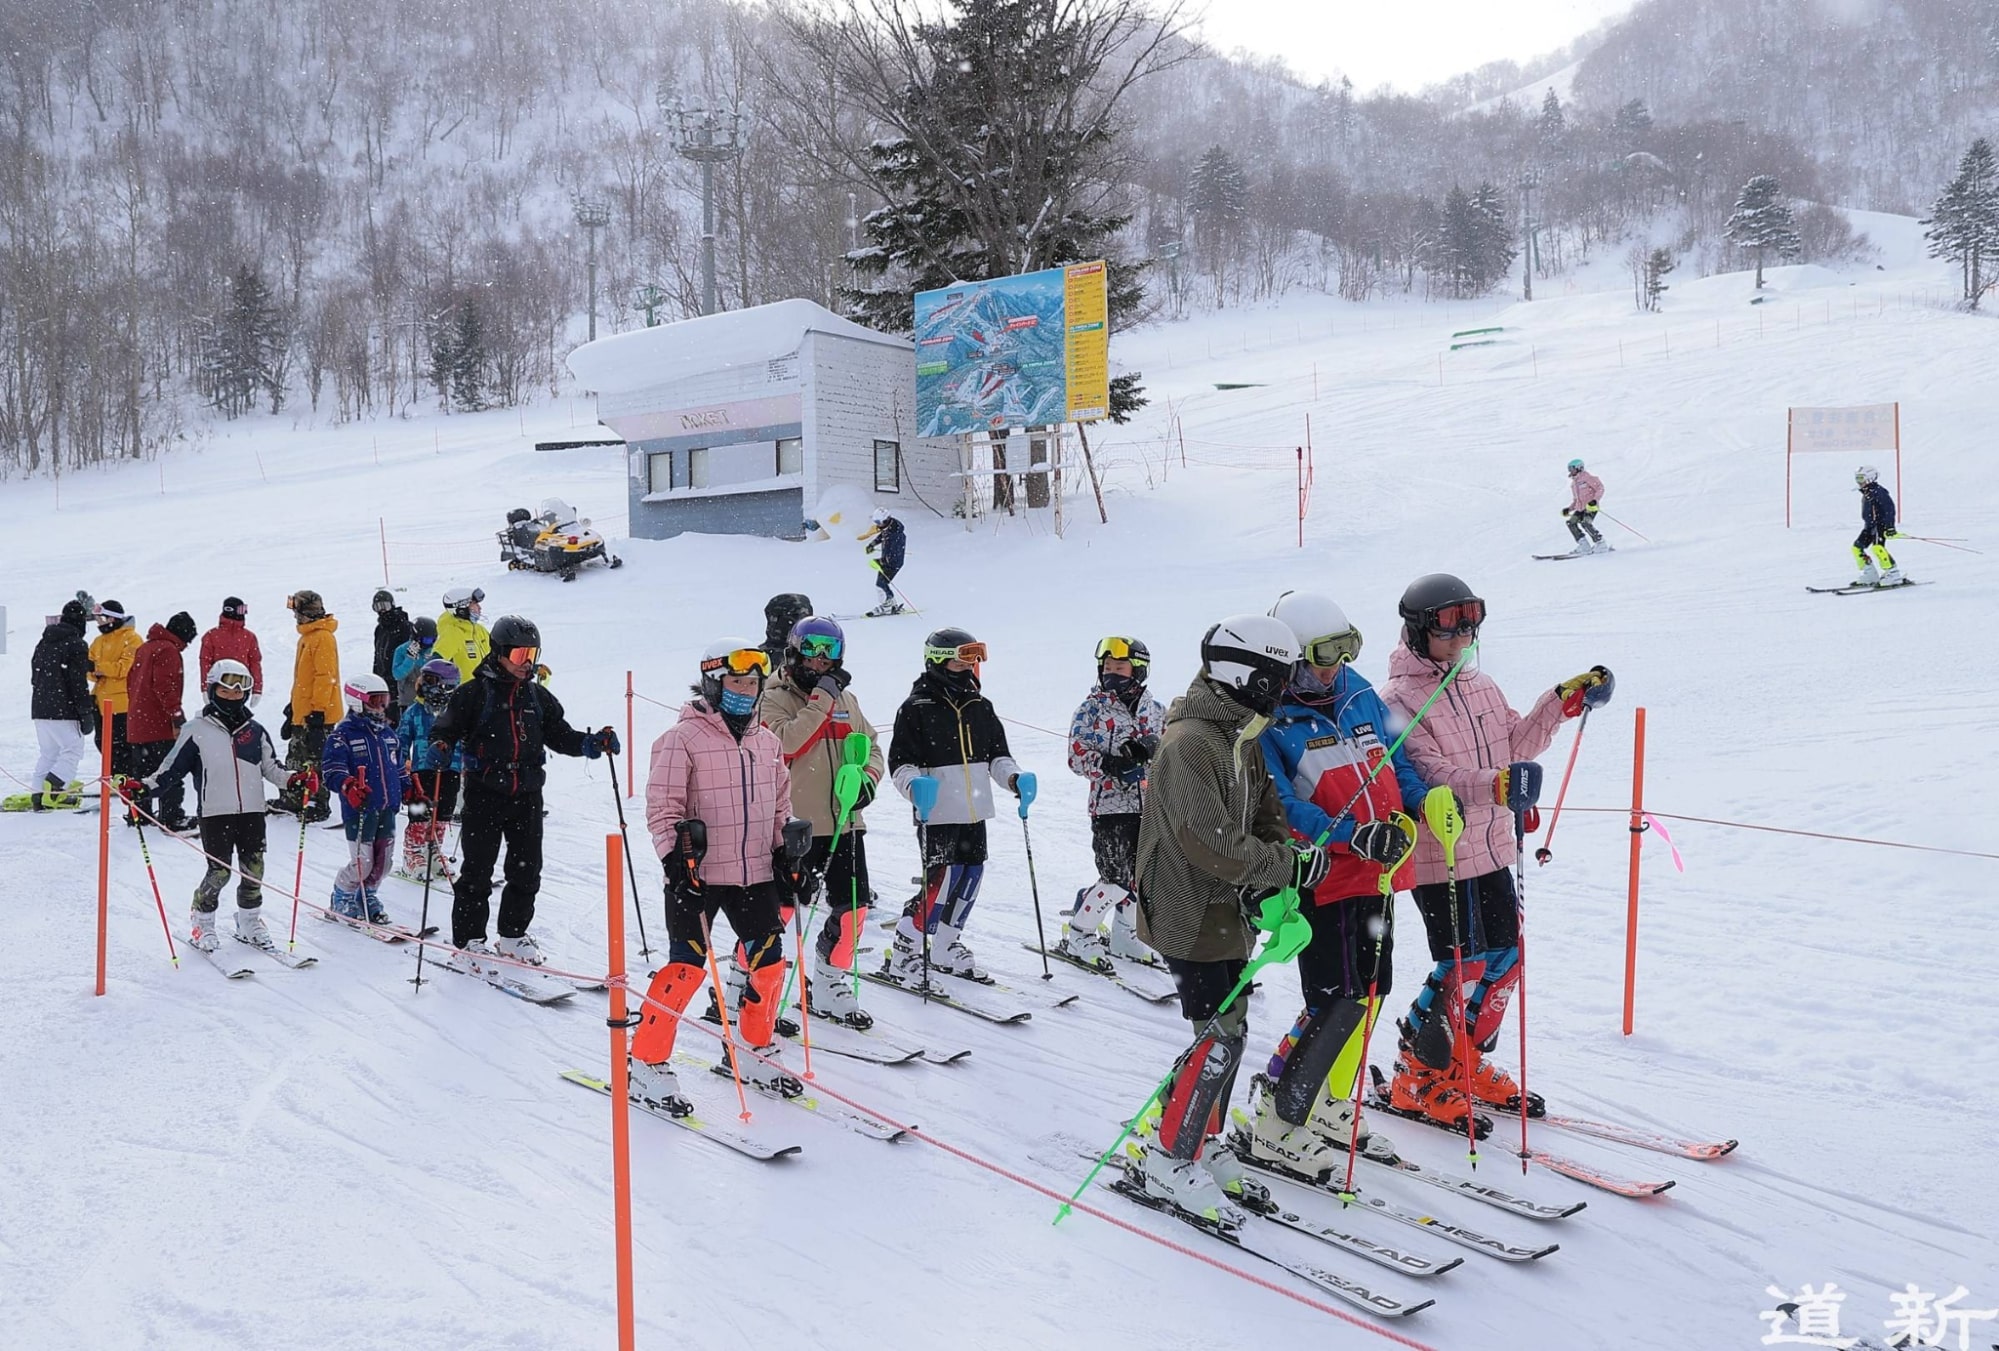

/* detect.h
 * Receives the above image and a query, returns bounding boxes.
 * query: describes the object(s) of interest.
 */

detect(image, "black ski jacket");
[431,653,588,796]
[31,614,95,725]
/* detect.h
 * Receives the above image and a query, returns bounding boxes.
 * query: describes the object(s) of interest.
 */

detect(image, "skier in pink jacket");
[627,639,803,1117]
[1379,573,1614,1130]
[1562,459,1608,554]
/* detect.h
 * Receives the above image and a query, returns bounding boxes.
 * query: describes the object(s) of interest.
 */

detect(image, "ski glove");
[1097,751,1138,780]
[304,711,326,734]
[583,727,620,759]
[852,776,877,813]
[340,768,370,809]
[280,704,297,740]
[1122,735,1159,766]
[1292,845,1331,892]
[1006,774,1022,795]
[1557,665,1615,717]
[1493,762,1543,809]
[1349,819,1413,866]
[117,777,146,803]
[290,770,320,798]
[663,819,707,898]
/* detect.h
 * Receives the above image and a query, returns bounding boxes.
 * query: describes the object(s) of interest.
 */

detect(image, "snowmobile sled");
[499,499,623,582]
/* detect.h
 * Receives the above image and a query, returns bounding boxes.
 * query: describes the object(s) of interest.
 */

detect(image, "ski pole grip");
[1014,771,1037,818]
[909,775,939,824]
[1422,785,1464,861]
[1506,761,1545,811]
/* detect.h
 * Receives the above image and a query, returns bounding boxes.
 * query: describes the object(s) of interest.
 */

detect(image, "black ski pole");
[412,766,444,990]
[1014,772,1051,979]
[605,746,653,958]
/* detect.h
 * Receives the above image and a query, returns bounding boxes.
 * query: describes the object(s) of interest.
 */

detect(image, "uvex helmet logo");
[1264,644,1290,657]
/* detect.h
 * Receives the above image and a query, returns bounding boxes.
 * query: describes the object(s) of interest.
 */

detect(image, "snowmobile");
[499,499,623,582]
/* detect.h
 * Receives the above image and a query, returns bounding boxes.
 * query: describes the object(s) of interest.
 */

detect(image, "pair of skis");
[1028,942,1178,1004]
[1805,578,1930,595]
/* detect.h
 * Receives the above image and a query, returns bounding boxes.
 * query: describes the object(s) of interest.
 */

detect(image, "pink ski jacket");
[1380,642,1569,884]
[646,700,792,887]
[1568,470,1605,514]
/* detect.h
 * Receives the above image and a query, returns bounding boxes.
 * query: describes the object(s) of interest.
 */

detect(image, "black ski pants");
[452,784,545,947]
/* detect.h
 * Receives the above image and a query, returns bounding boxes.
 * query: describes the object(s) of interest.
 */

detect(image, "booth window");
[873,439,900,492]
[777,437,804,475]
[648,450,675,493]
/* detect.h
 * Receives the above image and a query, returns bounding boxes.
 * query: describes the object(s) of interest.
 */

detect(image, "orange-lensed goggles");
[926,640,988,665]
[506,646,541,667]
[702,648,773,678]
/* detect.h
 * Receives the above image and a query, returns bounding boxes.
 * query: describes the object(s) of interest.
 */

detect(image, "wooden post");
[379,517,391,584]
[1076,422,1109,525]
[606,833,637,1351]
[1622,707,1647,1037]
[96,699,113,997]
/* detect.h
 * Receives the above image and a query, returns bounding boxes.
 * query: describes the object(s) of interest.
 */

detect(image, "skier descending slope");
[1131,615,1326,1230]
[1062,636,1167,965]
[430,615,617,967]
[1561,460,1607,554]
[884,628,1025,985]
[1851,465,1904,586]
[857,510,907,616]
[1252,591,1425,1173]
[1379,574,1613,1127]
[629,640,804,1115]
[759,616,886,1029]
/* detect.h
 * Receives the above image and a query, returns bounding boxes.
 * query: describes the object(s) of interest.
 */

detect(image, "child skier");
[1250,591,1427,1174]
[1561,459,1607,554]
[437,586,490,682]
[391,616,439,712]
[628,639,803,1116]
[133,660,305,952]
[1131,614,1323,1230]
[857,510,907,616]
[1379,573,1612,1129]
[321,673,410,926]
[759,616,886,1028]
[1852,465,1903,586]
[89,600,143,778]
[884,627,1024,985]
[1062,636,1167,965]
[397,659,464,881]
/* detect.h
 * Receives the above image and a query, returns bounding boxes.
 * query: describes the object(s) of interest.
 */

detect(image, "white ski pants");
[32,719,88,788]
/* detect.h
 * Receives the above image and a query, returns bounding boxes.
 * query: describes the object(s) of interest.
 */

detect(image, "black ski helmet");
[490,614,541,651]
[1397,573,1485,650]
[1095,636,1151,685]
[372,588,396,614]
[923,626,980,667]
[764,593,815,649]
[412,615,438,645]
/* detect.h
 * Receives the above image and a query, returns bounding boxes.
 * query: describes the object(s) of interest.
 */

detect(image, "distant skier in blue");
[858,509,907,616]
[1851,465,1902,586]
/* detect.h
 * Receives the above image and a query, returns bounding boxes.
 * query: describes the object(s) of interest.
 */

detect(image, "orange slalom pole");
[604,833,637,1351]
[698,912,754,1122]
[1622,707,1647,1037]
[96,699,113,996]
[624,671,635,797]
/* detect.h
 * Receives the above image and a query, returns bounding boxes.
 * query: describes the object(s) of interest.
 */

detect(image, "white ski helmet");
[1855,465,1880,486]
[342,672,391,718]
[1200,614,1299,716]
[1269,591,1362,669]
[699,637,772,708]
[442,586,484,619]
[871,509,890,525]
[207,658,254,698]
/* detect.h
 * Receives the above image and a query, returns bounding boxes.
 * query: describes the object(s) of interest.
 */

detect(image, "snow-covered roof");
[566,298,906,393]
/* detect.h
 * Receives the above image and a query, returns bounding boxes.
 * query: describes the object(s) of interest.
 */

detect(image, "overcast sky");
[1193,0,1640,93]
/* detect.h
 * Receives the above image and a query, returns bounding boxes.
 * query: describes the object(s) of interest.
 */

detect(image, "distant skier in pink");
[1561,459,1607,554]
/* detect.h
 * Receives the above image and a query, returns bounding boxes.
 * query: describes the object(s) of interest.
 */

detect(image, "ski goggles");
[926,640,988,665]
[1299,628,1363,668]
[359,691,390,711]
[703,648,773,678]
[795,633,844,660]
[213,671,254,692]
[1094,637,1141,662]
[505,645,541,667]
[1421,600,1486,637]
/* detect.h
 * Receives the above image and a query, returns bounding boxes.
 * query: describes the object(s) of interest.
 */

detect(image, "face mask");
[718,687,758,717]
[1100,672,1136,697]
[1289,665,1338,702]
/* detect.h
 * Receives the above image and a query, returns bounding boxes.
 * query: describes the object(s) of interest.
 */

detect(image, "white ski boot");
[233,907,274,950]
[495,933,545,966]
[1107,905,1155,963]
[808,951,873,1029]
[189,906,221,953]
[931,923,985,980]
[628,1057,693,1117]
[1244,1077,1343,1179]
[1135,1142,1248,1232]
[739,1044,805,1098]
[1879,564,1905,586]
[882,924,931,985]
[1855,561,1881,587]
[1060,883,1117,966]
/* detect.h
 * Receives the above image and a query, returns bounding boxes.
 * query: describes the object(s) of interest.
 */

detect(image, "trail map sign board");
[913,262,1110,436]
[1786,402,1900,526]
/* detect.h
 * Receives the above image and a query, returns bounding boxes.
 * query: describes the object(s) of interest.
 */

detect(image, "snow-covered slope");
[3,237,1994,1350]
